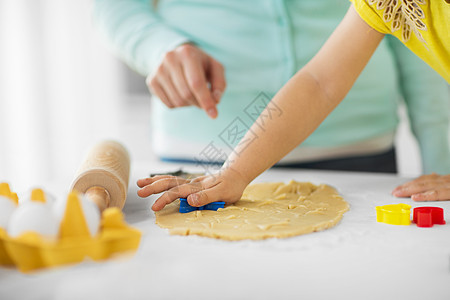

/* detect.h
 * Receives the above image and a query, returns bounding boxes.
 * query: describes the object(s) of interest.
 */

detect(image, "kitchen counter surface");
[1,162,449,300]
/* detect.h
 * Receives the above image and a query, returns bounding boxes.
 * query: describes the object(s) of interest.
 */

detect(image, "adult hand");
[146,43,226,119]
[137,168,248,211]
[392,173,450,201]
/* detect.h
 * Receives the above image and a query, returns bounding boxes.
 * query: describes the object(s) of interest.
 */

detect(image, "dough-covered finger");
[412,187,450,201]
[151,182,204,211]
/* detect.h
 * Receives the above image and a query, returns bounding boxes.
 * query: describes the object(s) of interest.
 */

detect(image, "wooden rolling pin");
[70,141,130,212]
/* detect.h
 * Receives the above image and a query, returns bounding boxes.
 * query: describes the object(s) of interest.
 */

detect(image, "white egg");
[0,196,16,229]
[7,202,59,239]
[53,194,100,237]
[52,198,66,223]
[80,195,101,236]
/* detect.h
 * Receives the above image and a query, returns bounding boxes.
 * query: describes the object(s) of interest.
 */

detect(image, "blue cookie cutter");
[179,198,225,213]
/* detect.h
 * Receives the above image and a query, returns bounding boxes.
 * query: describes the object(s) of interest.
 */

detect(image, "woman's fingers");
[146,44,224,117]
[207,58,226,104]
[182,56,217,118]
[412,187,450,201]
[147,78,174,108]
[392,180,441,197]
[156,71,187,107]
[411,188,450,201]
[166,53,198,107]
[392,173,450,201]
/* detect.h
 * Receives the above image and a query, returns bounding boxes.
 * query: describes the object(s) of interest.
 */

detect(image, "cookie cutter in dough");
[0,184,141,272]
[413,207,446,227]
[179,198,225,213]
[376,203,411,225]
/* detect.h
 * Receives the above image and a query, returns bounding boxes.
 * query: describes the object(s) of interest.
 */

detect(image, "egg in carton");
[0,183,141,272]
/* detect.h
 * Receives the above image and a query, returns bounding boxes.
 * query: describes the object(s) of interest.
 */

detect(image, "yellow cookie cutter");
[0,184,141,272]
[376,203,411,225]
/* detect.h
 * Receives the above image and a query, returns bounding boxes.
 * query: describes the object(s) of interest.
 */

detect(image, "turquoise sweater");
[93,0,450,174]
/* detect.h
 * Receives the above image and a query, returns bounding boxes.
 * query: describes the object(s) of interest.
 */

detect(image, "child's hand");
[137,168,249,211]
[392,173,450,201]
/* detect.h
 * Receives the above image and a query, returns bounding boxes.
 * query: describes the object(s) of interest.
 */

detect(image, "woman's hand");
[392,173,450,201]
[146,43,226,119]
[137,168,249,211]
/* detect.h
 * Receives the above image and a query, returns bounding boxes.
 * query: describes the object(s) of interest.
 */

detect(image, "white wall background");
[0,0,154,193]
[0,0,424,194]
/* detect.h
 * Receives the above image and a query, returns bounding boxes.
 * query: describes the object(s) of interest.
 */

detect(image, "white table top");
[1,162,450,300]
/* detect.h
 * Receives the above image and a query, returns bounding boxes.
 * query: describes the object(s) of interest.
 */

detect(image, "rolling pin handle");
[85,186,111,212]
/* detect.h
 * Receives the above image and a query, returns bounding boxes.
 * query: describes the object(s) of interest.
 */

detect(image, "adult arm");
[93,0,224,118]
[93,0,189,76]
[384,36,450,201]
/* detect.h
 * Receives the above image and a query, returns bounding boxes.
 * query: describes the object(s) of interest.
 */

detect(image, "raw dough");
[155,180,349,240]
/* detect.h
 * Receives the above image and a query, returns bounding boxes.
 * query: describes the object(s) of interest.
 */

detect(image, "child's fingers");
[137,175,182,188]
[190,175,209,182]
[137,177,190,197]
[151,182,204,211]
[392,173,440,196]
[412,187,450,201]
[187,187,223,207]
[137,178,152,188]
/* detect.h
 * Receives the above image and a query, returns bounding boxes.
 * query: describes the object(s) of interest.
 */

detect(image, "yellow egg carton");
[0,182,18,204]
[0,184,141,272]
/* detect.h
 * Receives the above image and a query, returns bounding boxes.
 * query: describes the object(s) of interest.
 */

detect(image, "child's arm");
[138,5,385,210]
[221,5,385,185]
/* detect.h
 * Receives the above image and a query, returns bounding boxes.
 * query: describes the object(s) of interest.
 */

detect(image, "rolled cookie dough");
[155,180,349,240]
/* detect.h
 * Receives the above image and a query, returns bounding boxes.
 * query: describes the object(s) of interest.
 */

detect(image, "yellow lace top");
[351,0,450,82]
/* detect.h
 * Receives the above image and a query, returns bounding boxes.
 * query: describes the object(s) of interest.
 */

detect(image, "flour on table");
[155,181,349,240]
